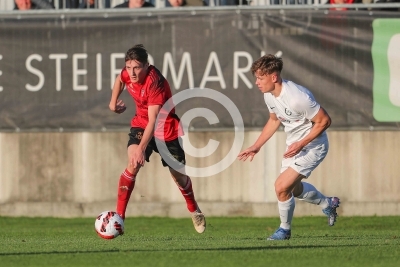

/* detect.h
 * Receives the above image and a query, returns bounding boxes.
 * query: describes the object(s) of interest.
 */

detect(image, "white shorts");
[281,137,329,178]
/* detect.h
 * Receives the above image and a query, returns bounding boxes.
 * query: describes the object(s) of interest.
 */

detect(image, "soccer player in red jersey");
[108,44,206,233]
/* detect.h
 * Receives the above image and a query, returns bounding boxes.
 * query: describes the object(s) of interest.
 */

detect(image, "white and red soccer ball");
[95,211,124,239]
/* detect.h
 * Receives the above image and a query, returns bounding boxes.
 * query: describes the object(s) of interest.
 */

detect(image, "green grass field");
[1,216,399,267]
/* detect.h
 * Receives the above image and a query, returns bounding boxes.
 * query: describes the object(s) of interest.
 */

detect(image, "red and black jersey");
[120,65,182,141]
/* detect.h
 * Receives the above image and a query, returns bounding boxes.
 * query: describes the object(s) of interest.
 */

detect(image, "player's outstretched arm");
[238,113,281,162]
[109,74,127,114]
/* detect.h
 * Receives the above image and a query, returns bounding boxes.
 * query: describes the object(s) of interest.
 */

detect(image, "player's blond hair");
[251,54,283,76]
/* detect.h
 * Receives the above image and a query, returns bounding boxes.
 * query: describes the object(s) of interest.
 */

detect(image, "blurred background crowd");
[1,0,399,10]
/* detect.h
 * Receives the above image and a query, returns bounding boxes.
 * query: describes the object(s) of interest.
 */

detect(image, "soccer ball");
[94,211,124,239]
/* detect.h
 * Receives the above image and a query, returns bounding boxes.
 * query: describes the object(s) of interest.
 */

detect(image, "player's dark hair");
[125,44,148,64]
[251,54,283,76]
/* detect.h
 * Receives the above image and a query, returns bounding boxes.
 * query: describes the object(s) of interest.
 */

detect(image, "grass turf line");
[0,216,399,267]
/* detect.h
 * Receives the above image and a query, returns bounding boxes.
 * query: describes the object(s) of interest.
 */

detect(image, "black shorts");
[127,127,186,168]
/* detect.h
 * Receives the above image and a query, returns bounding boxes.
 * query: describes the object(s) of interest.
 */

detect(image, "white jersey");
[264,80,328,146]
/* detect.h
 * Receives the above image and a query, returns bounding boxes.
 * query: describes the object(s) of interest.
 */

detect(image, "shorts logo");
[173,155,185,164]
[165,153,186,165]
[135,132,143,140]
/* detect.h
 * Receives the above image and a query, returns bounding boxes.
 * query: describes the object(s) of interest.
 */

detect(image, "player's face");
[125,60,149,84]
[254,70,276,93]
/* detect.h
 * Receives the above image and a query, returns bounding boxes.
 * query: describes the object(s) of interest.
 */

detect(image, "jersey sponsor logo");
[278,116,291,123]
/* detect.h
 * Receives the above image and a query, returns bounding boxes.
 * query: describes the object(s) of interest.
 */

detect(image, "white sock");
[278,195,295,230]
[297,182,329,209]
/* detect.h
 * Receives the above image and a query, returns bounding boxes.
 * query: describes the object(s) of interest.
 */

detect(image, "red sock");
[178,177,198,213]
[116,169,136,220]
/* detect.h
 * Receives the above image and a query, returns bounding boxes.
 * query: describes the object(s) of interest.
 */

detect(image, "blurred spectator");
[114,0,154,7]
[204,0,247,5]
[80,0,95,8]
[56,0,112,8]
[167,0,206,6]
[219,0,249,5]
[56,0,79,8]
[250,0,329,4]
[329,0,354,10]
[249,0,278,4]
[14,0,54,10]
[250,0,334,4]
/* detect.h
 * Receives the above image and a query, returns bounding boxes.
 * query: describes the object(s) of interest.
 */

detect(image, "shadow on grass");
[0,243,393,256]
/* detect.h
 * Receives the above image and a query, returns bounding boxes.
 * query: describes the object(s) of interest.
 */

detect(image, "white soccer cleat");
[191,210,206,234]
[322,197,340,226]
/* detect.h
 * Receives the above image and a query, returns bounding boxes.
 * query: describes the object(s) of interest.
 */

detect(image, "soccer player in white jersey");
[238,54,340,240]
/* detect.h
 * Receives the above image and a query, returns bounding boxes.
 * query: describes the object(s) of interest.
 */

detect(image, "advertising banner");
[0,9,399,131]
[372,18,400,122]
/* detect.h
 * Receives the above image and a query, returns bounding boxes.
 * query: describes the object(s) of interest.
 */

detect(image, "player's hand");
[237,145,260,162]
[110,99,126,114]
[114,100,126,114]
[131,149,146,169]
[284,141,304,158]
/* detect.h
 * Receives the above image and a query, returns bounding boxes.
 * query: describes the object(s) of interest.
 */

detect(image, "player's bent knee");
[274,180,285,193]
[274,182,293,198]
